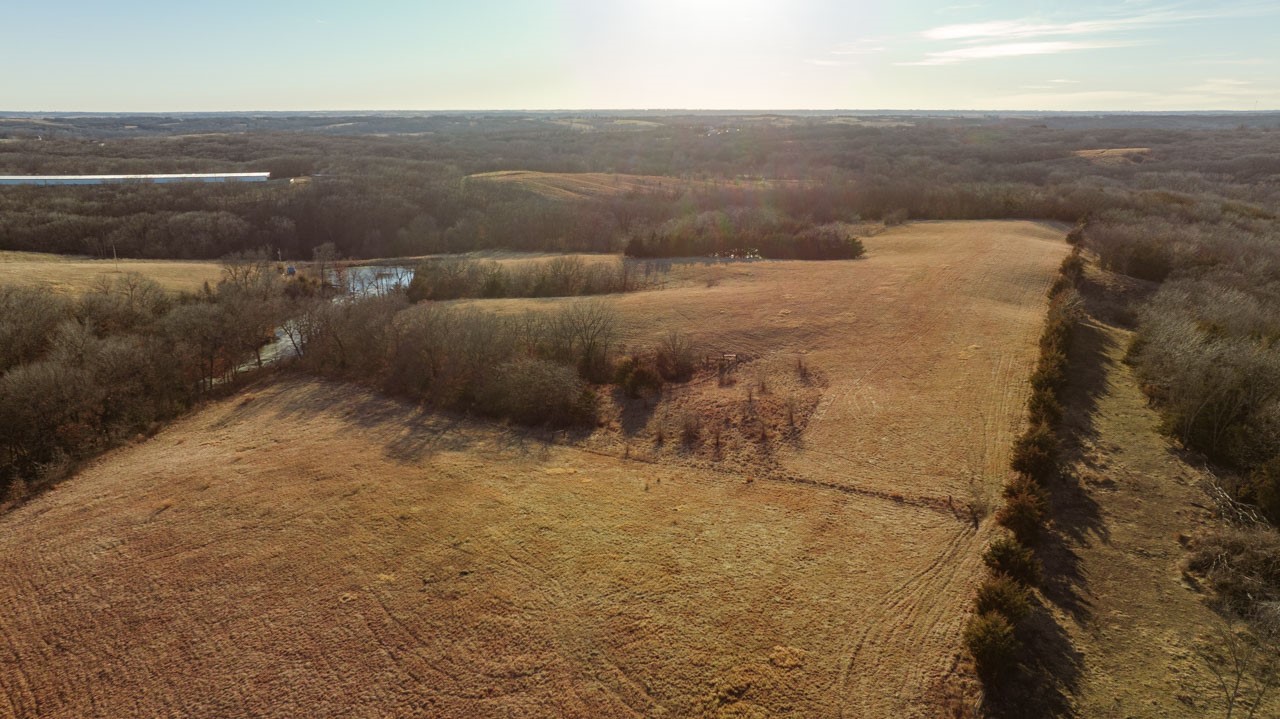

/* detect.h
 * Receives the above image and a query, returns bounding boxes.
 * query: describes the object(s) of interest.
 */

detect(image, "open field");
[469,221,1067,500]
[0,251,222,294]
[1072,147,1150,165]
[0,221,1068,717]
[468,170,786,201]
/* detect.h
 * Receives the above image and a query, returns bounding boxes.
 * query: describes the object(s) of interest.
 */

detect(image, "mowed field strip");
[0,251,223,294]
[0,221,1067,717]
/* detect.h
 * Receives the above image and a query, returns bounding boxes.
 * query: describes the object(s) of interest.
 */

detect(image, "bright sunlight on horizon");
[2,0,1278,112]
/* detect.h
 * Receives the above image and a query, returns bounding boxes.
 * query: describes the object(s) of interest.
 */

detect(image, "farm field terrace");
[0,220,1068,717]
[0,251,223,295]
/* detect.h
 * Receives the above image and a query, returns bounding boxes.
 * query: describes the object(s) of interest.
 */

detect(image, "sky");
[1,0,1277,112]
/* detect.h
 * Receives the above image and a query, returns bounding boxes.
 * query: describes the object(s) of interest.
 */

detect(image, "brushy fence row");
[964,243,1084,696]
[404,255,665,302]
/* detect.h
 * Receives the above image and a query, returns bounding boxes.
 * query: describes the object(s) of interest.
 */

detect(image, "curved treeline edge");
[0,266,293,504]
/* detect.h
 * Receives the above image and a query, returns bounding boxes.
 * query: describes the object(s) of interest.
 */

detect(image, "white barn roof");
[0,172,270,185]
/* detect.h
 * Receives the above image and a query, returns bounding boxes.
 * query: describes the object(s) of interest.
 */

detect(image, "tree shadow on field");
[613,386,660,438]
[1075,268,1156,332]
[1040,318,1114,622]
[988,596,1086,719]
[210,376,558,466]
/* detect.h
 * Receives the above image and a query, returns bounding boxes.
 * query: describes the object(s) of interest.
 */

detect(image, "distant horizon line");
[2,108,1278,117]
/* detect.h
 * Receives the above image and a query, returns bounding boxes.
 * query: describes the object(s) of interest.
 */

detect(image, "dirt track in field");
[0,221,1067,718]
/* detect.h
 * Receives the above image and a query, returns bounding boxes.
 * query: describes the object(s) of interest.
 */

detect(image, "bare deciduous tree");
[1197,613,1279,719]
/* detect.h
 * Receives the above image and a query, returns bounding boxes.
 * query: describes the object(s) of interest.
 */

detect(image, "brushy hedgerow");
[965,244,1082,694]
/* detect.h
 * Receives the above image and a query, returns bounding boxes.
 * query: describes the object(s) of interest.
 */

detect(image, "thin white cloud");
[1184,78,1271,96]
[982,89,1158,107]
[922,19,1123,42]
[1049,79,1080,84]
[922,4,1276,43]
[905,3,1279,67]
[1191,56,1271,66]
[984,86,1279,110]
[806,37,887,68]
[899,40,1135,67]
[830,39,888,56]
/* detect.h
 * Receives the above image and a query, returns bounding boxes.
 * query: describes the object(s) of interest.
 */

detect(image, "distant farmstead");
[0,172,270,186]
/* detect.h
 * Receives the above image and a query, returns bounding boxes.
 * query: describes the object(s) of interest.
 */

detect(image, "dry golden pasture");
[468,170,784,201]
[0,251,223,294]
[0,221,1068,718]
[1072,147,1151,165]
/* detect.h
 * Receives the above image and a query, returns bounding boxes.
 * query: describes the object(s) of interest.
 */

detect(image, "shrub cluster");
[963,611,1020,681]
[614,355,664,399]
[995,489,1046,547]
[613,331,700,399]
[292,296,619,427]
[476,358,596,427]
[982,534,1043,588]
[975,573,1033,623]
[1186,527,1280,616]
[966,570,1033,680]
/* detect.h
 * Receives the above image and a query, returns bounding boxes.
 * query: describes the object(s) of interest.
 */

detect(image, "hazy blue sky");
[2,1,1277,111]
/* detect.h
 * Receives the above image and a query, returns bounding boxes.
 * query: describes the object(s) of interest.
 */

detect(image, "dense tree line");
[3,119,1277,263]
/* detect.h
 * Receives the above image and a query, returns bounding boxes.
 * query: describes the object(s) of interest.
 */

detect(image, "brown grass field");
[1072,147,1151,165]
[0,221,1069,717]
[467,170,787,201]
[0,251,223,294]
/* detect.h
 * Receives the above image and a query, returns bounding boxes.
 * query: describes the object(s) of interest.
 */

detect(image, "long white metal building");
[0,172,270,186]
